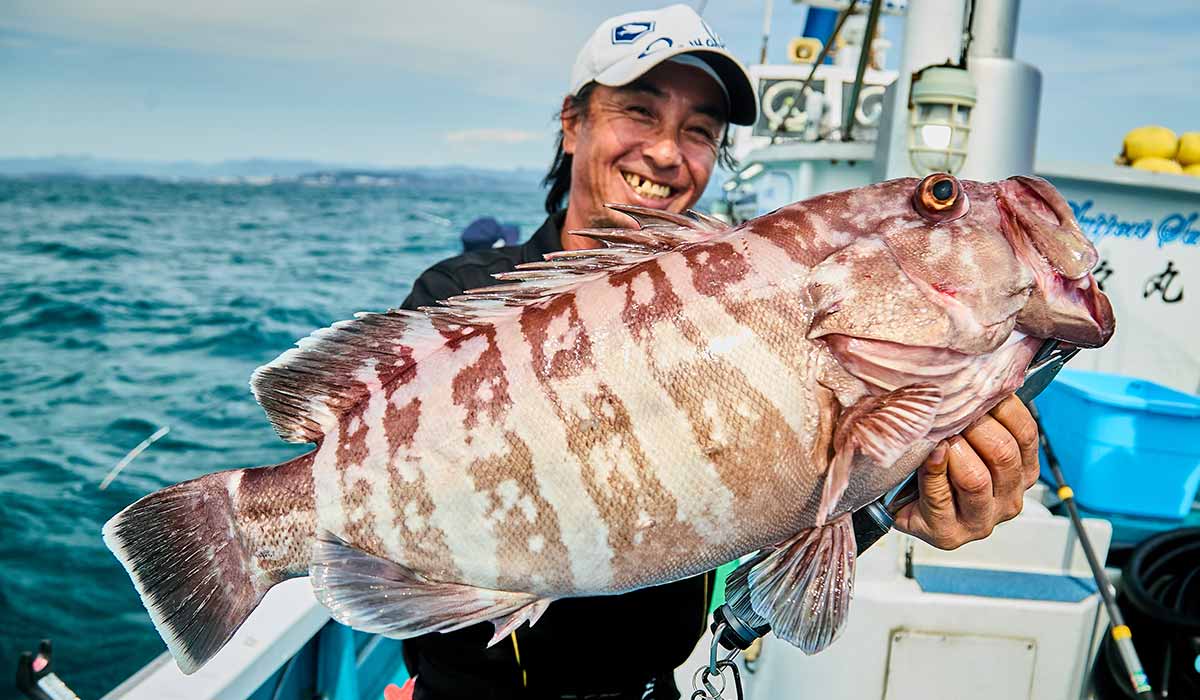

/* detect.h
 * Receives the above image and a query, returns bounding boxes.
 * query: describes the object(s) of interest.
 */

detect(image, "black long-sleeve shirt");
[399,211,714,700]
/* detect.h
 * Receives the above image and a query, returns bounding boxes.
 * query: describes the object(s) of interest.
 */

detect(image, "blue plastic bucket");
[1035,369,1200,520]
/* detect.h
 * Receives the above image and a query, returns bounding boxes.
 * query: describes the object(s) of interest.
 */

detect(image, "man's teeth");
[623,172,672,199]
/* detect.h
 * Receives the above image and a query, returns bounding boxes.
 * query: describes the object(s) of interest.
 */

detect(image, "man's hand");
[893,395,1040,550]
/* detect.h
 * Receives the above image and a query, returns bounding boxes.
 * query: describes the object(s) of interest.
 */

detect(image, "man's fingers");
[989,395,1041,489]
[915,441,952,515]
[946,435,996,532]
[962,414,1024,519]
[893,442,949,544]
[898,442,963,549]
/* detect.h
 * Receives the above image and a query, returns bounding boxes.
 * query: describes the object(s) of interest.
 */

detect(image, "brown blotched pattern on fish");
[233,452,317,585]
[466,431,573,591]
[103,182,1116,675]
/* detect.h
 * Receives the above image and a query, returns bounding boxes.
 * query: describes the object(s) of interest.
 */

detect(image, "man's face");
[562,61,727,234]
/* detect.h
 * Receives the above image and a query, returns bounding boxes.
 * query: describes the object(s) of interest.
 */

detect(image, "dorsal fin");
[606,203,727,232]
[251,207,728,443]
[424,207,728,323]
[250,309,452,443]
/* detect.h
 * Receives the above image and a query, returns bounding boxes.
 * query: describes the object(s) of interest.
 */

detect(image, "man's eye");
[627,105,653,118]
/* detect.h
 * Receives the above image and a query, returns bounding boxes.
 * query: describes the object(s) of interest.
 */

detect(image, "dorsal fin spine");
[251,209,730,444]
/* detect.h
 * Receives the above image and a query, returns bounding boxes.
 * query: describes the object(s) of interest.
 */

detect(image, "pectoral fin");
[311,531,552,644]
[817,383,942,524]
[747,514,856,654]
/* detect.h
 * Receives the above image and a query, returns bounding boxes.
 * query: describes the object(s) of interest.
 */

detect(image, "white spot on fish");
[703,398,726,444]
[403,500,425,532]
[518,494,537,523]
[631,271,655,305]
[497,479,520,512]
[927,229,951,257]
[811,262,851,288]
[706,328,752,358]
[588,434,638,486]
[599,398,616,420]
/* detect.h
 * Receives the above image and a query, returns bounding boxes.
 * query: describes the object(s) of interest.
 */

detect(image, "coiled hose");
[1095,527,1200,699]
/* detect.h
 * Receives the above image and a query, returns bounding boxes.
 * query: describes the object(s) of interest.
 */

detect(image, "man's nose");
[643,135,683,170]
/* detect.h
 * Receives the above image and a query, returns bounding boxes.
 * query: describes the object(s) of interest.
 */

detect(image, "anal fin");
[748,514,856,654]
[817,383,942,524]
[311,531,551,642]
[488,598,553,646]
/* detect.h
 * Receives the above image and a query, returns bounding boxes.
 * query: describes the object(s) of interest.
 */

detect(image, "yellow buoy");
[1178,132,1200,167]
[1183,163,1200,177]
[1123,126,1178,162]
[1131,157,1184,174]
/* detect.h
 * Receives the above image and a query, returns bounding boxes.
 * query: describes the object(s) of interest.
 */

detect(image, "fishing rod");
[1031,402,1156,700]
[767,2,857,144]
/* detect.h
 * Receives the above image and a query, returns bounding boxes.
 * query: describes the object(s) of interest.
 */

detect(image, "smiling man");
[397,4,1040,699]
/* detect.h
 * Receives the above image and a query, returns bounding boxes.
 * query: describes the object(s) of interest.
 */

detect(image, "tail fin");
[102,471,267,674]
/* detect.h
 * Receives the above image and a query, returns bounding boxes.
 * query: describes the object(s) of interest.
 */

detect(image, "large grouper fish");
[104,173,1115,674]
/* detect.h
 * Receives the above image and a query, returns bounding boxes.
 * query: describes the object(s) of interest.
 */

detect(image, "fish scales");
[325,240,835,594]
[103,177,1116,673]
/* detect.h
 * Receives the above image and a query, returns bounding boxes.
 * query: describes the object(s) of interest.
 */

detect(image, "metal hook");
[709,623,725,675]
[692,626,744,700]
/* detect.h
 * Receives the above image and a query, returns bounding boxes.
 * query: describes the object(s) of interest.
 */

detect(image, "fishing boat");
[22,1,1197,699]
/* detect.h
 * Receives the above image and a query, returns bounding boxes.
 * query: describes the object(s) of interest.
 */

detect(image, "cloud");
[0,0,603,91]
[445,128,543,145]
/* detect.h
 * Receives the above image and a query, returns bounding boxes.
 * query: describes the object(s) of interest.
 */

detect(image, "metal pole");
[769,4,857,144]
[968,0,1020,58]
[1031,407,1156,700]
[758,0,774,65]
[842,0,884,141]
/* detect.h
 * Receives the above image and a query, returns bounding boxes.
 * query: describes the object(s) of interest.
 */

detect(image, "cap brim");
[594,46,757,126]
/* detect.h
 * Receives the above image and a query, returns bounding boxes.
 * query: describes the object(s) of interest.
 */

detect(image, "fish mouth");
[620,170,677,203]
[1000,176,1115,348]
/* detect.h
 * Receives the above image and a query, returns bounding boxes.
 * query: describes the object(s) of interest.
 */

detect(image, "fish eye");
[913,173,969,223]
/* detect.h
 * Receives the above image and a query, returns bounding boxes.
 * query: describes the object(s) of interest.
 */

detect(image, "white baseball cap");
[569,4,757,126]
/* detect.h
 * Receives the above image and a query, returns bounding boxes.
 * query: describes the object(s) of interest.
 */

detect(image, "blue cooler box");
[1035,369,1200,520]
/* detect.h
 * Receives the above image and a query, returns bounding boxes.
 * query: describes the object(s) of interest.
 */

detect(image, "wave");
[2,293,104,331]
[18,240,137,261]
[150,323,296,359]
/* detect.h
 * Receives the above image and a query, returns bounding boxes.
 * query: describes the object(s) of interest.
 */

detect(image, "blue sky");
[2,0,1197,169]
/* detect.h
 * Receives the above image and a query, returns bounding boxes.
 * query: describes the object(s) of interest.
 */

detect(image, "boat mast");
[873,0,966,180]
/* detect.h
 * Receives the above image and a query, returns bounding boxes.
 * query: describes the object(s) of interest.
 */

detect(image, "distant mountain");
[298,167,543,191]
[0,156,546,189]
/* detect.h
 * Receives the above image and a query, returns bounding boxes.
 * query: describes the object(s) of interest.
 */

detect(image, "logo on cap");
[637,36,674,59]
[612,21,654,44]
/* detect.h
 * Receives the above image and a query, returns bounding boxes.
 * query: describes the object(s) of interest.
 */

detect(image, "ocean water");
[0,176,546,698]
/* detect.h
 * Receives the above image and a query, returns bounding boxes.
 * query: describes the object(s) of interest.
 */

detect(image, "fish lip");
[1072,278,1116,347]
[1001,176,1098,280]
[1000,180,1115,347]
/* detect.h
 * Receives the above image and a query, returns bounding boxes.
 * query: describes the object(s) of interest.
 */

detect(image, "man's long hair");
[541,82,738,215]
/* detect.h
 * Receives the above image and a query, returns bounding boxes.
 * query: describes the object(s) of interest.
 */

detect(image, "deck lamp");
[908,65,976,175]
